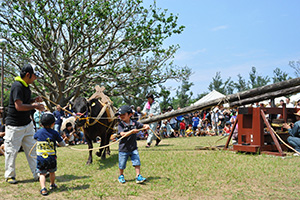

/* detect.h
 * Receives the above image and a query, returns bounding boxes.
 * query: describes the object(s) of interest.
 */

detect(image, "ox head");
[73,97,89,127]
[73,97,102,127]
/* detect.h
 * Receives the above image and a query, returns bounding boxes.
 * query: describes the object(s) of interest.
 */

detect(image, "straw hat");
[294,110,300,117]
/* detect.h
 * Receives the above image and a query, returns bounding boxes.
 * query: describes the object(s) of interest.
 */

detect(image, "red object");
[180,122,186,130]
[225,105,296,156]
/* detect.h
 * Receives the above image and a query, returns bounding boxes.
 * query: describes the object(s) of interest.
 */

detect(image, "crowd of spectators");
[131,97,300,143]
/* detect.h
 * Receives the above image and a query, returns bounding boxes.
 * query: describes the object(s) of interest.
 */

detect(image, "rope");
[29,127,148,157]
[270,126,300,155]
[148,127,161,140]
[237,93,241,105]
[41,95,116,131]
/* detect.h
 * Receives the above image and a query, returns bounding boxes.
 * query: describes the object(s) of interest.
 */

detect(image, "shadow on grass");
[124,176,170,184]
[96,153,118,170]
[51,183,90,193]
[56,174,91,183]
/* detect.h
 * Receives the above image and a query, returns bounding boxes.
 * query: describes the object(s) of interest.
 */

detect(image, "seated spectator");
[160,126,168,138]
[161,119,175,137]
[186,125,193,137]
[194,127,202,137]
[222,121,231,136]
[206,125,216,136]
[62,122,78,145]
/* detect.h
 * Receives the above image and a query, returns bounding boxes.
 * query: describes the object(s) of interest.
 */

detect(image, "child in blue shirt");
[34,113,66,196]
[115,105,150,184]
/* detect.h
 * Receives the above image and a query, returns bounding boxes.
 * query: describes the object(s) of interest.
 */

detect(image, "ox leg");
[99,137,106,160]
[86,136,93,165]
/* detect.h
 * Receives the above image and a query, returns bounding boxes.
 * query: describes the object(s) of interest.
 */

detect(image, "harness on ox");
[76,85,117,131]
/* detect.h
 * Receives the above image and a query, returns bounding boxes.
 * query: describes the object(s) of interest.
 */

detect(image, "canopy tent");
[290,93,300,103]
[192,90,226,106]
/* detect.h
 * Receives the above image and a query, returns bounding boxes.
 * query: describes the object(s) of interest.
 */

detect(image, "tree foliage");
[208,71,234,95]
[289,60,300,77]
[0,0,187,109]
[272,67,291,83]
[173,67,193,108]
[248,66,270,89]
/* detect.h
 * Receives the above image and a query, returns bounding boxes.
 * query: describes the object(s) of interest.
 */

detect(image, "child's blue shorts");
[118,149,141,170]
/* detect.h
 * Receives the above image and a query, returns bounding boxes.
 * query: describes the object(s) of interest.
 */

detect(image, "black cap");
[146,93,154,99]
[115,105,132,116]
[21,63,43,77]
[41,113,55,126]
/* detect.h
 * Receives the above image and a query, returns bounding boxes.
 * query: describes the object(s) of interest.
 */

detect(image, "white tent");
[290,93,300,103]
[192,90,225,106]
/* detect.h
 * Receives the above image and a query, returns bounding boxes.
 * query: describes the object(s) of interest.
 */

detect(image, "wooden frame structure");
[225,105,297,156]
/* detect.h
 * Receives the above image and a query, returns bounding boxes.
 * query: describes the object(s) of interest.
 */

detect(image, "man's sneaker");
[49,183,57,190]
[293,153,300,156]
[136,174,146,184]
[6,177,18,184]
[118,175,126,184]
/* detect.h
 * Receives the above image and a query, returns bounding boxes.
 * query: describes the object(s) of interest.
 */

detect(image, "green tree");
[158,84,172,110]
[272,67,291,83]
[172,67,193,108]
[289,60,300,77]
[0,0,187,110]
[248,66,270,89]
[234,74,249,92]
[208,71,234,95]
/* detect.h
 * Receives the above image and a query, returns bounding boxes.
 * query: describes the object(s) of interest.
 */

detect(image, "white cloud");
[211,25,228,31]
[174,49,206,61]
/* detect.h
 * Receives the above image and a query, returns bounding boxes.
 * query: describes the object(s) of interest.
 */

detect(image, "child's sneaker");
[136,174,146,184]
[118,175,126,184]
[49,183,57,190]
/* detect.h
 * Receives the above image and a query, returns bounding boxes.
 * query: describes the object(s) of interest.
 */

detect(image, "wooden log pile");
[140,77,300,124]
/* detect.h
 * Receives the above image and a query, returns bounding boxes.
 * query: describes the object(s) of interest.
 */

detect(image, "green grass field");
[0,136,300,200]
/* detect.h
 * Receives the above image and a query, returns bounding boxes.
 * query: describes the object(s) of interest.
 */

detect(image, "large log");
[140,77,300,124]
[229,84,300,107]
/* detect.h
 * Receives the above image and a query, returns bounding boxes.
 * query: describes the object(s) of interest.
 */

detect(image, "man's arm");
[15,99,44,111]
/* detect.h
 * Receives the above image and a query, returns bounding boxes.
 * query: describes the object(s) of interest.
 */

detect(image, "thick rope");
[270,126,300,155]
[41,95,116,131]
[29,127,148,156]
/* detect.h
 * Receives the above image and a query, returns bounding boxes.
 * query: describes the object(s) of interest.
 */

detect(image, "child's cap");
[41,113,55,126]
[115,105,132,116]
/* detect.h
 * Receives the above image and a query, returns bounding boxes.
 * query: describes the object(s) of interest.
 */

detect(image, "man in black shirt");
[4,63,44,184]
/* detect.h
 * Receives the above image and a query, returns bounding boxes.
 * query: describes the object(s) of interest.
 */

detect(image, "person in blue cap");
[115,105,150,184]
[34,113,66,196]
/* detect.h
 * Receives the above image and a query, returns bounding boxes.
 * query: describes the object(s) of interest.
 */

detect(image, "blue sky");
[145,0,300,97]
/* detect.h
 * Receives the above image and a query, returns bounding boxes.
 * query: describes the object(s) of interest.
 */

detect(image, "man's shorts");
[118,149,141,170]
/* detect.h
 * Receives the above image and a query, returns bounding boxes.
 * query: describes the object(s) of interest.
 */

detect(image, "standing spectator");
[296,100,300,108]
[142,94,161,147]
[0,123,5,156]
[192,112,200,133]
[33,109,44,130]
[179,119,186,137]
[4,63,44,184]
[286,97,294,108]
[53,105,64,134]
[230,110,237,125]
